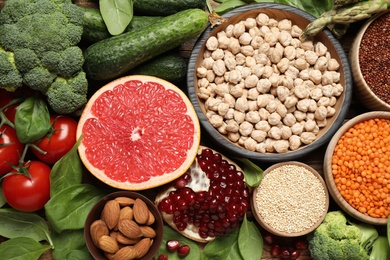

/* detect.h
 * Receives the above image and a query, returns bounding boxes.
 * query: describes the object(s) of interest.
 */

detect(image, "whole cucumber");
[133,0,207,16]
[78,6,162,44]
[83,9,209,81]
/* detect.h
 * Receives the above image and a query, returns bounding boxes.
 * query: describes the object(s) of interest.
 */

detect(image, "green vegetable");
[0,0,88,114]
[234,157,263,187]
[369,236,389,260]
[83,8,209,81]
[99,0,133,36]
[51,229,93,260]
[238,215,263,260]
[128,52,188,84]
[0,237,51,260]
[308,211,379,260]
[79,6,162,43]
[133,0,207,16]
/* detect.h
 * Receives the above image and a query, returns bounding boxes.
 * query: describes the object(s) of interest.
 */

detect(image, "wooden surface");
[0,0,385,259]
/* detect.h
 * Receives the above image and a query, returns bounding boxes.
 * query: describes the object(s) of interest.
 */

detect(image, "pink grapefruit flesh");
[77,75,201,190]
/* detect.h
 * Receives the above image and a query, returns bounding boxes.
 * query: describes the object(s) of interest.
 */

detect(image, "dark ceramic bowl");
[187,3,352,162]
[84,191,164,259]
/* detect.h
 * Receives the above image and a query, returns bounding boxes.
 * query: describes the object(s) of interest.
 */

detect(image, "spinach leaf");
[0,208,52,246]
[45,184,106,233]
[100,0,133,35]
[51,229,92,260]
[0,237,51,260]
[214,0,247,14]
[157,225,201,259]
[0,188,6,207]
[238,215,263,259]
[235,157,263,187]
[50,136,83,197]
[202,228,244,260]
[14,96,50,144]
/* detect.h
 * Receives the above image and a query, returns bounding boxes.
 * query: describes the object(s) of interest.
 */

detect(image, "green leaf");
[100,0,133,35]
[0,188,6,207]
[202,228,244,260]
[45,184,106,233]
[214,0,248,15]
[50,136,83,197]
[0,237,51,260]
[157,225,201,260]
[65,250,94,260]
[0,208,52,246]
[51,229,92,260]
[238,215,263,260]
[387,217,390,248]
[235,157,263,187]
[14,96,50,144]
[275,0,332,17]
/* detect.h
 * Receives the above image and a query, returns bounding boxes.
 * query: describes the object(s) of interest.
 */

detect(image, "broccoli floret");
[348,221,379,251]
[340,239,369,260]
[308,232,345,260]
[46,71,88,114]
[0,0,87,114]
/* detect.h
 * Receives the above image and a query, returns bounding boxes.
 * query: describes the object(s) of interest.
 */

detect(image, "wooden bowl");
[84,191,164,259]
[187,3,352,162]
[251,161,329,237]
[324,111,390,225]
[350,10,390,112]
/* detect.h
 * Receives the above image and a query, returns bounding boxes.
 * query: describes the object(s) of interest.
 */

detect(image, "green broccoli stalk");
[369,236,390,260]
[0,0,88,114]
[348,221,379,251]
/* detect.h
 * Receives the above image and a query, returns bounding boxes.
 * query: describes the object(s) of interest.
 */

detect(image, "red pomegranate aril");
[262,232,274,245]
[157,254,168,260]
[177,244,190,258]
[280,247,290,259]
[289,249,301,260]
[270,244,280,257]
[294,238,308,250]
[166,239,180,252]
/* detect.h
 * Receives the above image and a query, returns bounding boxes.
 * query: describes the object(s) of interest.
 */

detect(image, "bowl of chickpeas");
[187,3,353,162]
[323,111,390,225]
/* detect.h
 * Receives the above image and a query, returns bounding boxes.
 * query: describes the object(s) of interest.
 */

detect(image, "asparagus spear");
[302,0,390,38]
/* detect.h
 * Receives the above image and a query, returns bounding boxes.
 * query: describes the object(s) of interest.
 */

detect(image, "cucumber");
[133,0,207,16]
[128,52,188,84]
[78,6,162,44]
[83,8,209,81]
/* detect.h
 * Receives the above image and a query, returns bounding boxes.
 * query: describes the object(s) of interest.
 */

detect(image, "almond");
[98,235,119,254]
[119,206,133,220]
[133,198,149,225]
[140,226,156,238]
[146,210,155,225]
[117,218,142,239]
[117,232,141,245]
[90,219,109,247]
[101,199,120,230]
[134,237,152,258]
[114,197,135,207]
[113,246,138,260]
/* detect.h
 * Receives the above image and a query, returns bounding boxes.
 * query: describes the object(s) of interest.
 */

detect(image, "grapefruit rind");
[76,75,201,190]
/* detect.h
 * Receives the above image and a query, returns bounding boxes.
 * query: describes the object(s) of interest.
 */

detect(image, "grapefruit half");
[76,75,201,190]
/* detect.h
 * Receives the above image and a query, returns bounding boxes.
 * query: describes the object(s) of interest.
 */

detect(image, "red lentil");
[331,118,390,219]
[359,12,390,104]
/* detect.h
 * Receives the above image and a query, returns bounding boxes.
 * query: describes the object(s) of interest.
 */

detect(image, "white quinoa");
[255,164,326,233]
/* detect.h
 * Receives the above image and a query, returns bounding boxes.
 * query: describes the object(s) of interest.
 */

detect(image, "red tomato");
[32,115,78,164]
[2,161,51,212]
[0,125,25,176]
[3,104,18,124]
[0,89,14,108]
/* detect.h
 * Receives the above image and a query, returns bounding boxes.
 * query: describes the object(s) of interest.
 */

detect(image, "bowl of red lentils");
[187,3,353,163]
[350,10,390,112]
[251,161,329,237]
[324,111,390,225]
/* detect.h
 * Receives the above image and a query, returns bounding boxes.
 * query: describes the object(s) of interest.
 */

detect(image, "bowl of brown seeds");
[350,10,390,112]
[251,161,329,237]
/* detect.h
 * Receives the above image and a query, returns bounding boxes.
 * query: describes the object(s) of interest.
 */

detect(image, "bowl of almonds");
[187,3,352,162]
[84,191,164,260]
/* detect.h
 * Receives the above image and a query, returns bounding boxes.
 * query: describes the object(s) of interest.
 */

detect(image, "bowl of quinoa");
[324,111,390,226]
[350,10,390,112]
[187,3,352,162]
[251,161,329,237]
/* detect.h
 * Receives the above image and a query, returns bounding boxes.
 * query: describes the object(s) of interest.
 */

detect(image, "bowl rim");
[84,190,164,260]
[323,111,390,225]
[187,3,353,162]
[251,161,329,237]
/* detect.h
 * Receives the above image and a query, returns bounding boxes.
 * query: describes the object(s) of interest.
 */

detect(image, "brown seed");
[114,197,135,207]
[117,218,142,239]
[134,237,152,258]
[117,231,141,245]
[98,235,119,254]
[146,210,155,225]
[113,246,138,260]
[120,206,133,220]
[90,219,109,247]
[140,226,156,238]
[101,200,121,230]
[133,198,149,225]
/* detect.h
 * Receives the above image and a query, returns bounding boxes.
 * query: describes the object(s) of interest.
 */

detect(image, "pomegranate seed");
[177,244,190,258]
[166,240,180,252]
[157,254,168,260]
[262,232,274,245]
[294,238,308,250]
[270,244,280,257]
[279,247,290,259]
[174,178,187,189]
[289,249,301,260]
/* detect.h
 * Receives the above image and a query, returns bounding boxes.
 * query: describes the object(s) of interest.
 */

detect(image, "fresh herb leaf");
[235,157,263,187]
[202,228,244,259]
[0,208,52,246]
[238,215,263,259]
[51,229,92,260]
[214,0,248,14]
[0,237,51,260]
[100,0,133,35]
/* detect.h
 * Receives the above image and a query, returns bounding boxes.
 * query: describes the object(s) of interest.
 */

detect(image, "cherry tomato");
[0,125,25,176]
[3,104,18,124]
[2,161,51,212]
[32,115,78,164]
